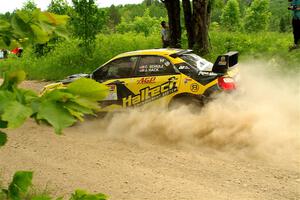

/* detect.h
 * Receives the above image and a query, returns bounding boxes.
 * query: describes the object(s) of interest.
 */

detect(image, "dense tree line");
[0,0,293,56]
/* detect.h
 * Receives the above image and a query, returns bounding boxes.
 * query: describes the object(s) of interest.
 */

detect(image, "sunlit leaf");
[0,70,26,91]
[16,10,32,23]
[64,101,94,115]
[66,109,85,121]
[41,89,74,102]
[42,12,69,26]
[67,78,108,101]
[0,91,15,112]
[30,24,50,44]
[53,25,69,39]
[11,14,33,39]
[0,20,11,30]
[2,101,33,128]
[36,100,76,134]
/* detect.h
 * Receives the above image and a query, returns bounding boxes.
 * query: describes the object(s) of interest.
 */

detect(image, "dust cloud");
[78,60,300,161]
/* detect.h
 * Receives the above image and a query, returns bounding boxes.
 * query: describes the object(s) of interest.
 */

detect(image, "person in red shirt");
[11,47,23,57]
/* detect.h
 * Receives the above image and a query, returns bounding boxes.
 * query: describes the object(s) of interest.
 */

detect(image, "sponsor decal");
[190,83,199,92]
[123,77,178,107]
[138,64,165,73]
[104,84,118,100]
[137,77,156,84]
[179,65,190,70]
[198,71,218,76]
[184,78,192,84]
[108,85,116,91]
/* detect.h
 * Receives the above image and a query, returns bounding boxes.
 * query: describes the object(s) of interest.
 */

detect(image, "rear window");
[179,54,213,71]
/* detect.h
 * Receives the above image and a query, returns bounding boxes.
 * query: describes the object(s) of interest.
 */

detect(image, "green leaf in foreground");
[0,131,7,146]
[37,100,77,134]
[67,78,108,101]
[0,120,8,128]
[70,189,108,200]
[0,70,26,91]
[8,171,33,200]
[2,101,33,128]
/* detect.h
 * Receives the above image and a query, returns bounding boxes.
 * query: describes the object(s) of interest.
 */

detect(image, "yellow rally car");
[44,49,239,111]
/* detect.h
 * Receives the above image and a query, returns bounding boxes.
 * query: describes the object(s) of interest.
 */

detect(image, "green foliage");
[269,0,292,32]
[107,5,121,27]
[211,0,225,23]
[0,70,108,135]
[205,31,300,67]
[0,131,7,146]
[102,0,166,29]
[0,171,108,200]
[0,33,160,80]
[221,0,241,32]
[2,101,33,129]
[71,0,105,51]
[243,0,271,32]
[70,190,107,200]
[279,17,289,33]
[8,171,33,200]
[47,0,71,15]
[38,78,108,133]
[116,9,162,36]
[0,9,69,48]
[22,0,37,12]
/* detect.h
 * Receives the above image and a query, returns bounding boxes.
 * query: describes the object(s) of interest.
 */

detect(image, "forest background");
[0,0,299,81]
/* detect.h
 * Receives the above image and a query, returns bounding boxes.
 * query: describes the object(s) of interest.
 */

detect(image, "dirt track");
[0,63,300,200]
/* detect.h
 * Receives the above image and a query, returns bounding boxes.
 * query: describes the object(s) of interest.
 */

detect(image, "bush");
[243,0,271,33]
[220,0,241,32]
[0,33,160,80]
[1,31,299,81]
[206,31,300,69]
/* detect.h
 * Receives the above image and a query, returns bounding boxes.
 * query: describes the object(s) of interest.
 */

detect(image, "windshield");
[179,53,213,71]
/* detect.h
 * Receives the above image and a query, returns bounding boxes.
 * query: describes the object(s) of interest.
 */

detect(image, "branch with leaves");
[0,9,69,48]
[0,70,108,147]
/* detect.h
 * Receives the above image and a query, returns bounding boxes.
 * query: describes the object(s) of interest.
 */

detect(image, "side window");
[93,56,138,81]
[135,56,175,76]
[175,63,198,77]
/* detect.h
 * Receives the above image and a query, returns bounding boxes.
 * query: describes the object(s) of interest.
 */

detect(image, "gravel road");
[0,63,299,200]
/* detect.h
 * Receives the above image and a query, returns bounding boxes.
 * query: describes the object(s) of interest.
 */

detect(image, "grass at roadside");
[0,31,299,81]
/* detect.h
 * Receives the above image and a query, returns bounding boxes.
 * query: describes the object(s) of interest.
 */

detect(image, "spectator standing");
[289,0,300,50]
[161,21,170,48]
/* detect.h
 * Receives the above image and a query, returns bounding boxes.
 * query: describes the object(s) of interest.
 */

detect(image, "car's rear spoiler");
[212,51,238,74]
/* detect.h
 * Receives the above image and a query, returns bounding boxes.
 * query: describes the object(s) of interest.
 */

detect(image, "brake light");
[218,77,236,91]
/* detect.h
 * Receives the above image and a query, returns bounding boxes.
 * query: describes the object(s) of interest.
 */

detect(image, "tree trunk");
[182,0,194,49]
[192,0,210,55]
[163,0,181,48]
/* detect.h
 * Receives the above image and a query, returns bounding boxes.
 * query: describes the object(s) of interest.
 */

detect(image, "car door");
[121,55,181,108]
[91,56,138,110]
